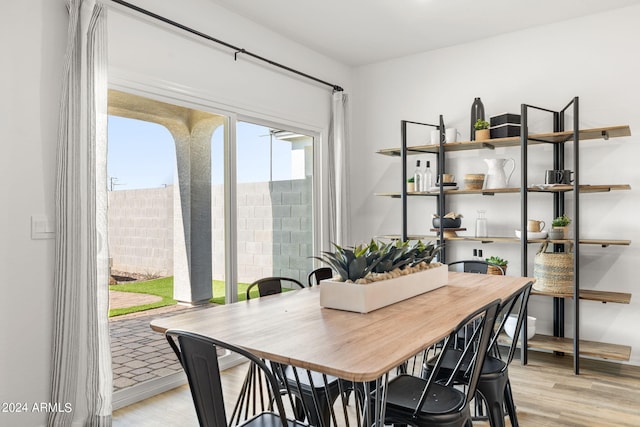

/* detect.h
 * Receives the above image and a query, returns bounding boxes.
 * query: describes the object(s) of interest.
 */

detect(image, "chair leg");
[477,375,508,427]
[504,379,519,427]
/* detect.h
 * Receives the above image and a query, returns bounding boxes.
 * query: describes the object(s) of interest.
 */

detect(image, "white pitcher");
[484,158,515,189]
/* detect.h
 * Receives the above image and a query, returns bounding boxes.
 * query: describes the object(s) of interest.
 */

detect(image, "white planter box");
[319,264,448,313]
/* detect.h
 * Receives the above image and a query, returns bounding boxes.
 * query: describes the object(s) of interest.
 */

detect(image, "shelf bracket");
[481,142,496,150]
[602,130,610,140]
[481,191,496,196]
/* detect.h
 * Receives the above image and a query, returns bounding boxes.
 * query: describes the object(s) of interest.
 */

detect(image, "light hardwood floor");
[113,351,640,426]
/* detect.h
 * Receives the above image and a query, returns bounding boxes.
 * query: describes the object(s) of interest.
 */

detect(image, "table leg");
[362,373,389,427]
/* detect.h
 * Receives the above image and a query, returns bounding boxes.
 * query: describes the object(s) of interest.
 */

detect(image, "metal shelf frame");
[385,99,629,374]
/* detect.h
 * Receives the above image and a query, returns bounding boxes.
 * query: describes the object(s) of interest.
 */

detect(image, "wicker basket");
[533,241,574,293]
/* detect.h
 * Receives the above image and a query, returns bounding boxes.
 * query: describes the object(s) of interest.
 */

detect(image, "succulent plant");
[552,214,571,227]
[313,239,443,282]
[474,119,490,130]
[485,255,508,266]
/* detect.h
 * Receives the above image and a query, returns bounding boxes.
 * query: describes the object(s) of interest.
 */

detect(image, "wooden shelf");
[531,289,632,304]
[375,184,630,198]
[527,334,631,361]
[376,125,631,156]
[376,234,631,247]
[446,236,631,246]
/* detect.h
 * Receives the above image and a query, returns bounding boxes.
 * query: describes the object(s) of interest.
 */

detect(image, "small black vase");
[470,97,485,141]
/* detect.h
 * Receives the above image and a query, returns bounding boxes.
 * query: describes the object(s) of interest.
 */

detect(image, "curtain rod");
[109,0,344,92]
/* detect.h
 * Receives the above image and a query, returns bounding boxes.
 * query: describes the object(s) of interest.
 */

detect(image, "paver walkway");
[109,290,162,309]
[109,293,213,391]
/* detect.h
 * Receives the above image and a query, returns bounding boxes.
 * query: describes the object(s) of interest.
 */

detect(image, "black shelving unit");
[399,116,448,260]
[378,100,631,375]
[520,97,581,372]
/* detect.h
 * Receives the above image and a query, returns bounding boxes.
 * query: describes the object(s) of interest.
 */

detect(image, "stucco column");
[109,91,223,305]
[171,113,224,304]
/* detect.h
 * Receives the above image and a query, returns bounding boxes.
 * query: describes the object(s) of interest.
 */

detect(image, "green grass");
[109,277,257,317]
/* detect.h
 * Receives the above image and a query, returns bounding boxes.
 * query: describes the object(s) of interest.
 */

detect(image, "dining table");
[150,271,534,426]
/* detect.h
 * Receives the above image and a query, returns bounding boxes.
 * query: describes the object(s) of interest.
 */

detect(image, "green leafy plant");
[485,255,508,266]
[407,177,415,183]
[474,119,490,130]
[313,239,443,283]
[552,214,571,227]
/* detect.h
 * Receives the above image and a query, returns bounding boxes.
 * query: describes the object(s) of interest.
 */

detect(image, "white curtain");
[49,0,111,425]
[328,91,351,246]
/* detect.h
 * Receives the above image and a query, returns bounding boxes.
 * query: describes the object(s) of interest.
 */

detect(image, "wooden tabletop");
[151,272,533,382]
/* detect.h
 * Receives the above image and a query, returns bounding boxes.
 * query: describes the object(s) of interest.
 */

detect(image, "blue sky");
[107,116,293,190]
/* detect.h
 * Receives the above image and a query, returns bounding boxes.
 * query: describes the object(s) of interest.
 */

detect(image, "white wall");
[350,5,640,365]
[0,2,66,426]
[3,2,639,424]
[1,0,350,425]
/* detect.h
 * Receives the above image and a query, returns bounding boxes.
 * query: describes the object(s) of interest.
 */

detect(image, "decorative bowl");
[504,314,536,340]
[515,229,547,239]
[432,217,461,229]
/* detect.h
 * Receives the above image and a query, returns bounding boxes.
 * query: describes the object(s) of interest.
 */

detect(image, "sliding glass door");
[212,119,315,302]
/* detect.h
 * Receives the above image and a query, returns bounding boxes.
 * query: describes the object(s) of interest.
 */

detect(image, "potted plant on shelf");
[313,239,447,312]
[474,119,491,141]
[407,177,415,192]
[551,214,571,239]
[485,255,508,275]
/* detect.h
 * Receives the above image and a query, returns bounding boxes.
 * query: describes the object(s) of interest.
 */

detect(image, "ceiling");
[207,0,640,66]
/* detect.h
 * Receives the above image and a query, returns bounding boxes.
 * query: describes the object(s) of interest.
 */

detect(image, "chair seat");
[426,349,507,379]
[242,412,308,427]
[385,374,466,416]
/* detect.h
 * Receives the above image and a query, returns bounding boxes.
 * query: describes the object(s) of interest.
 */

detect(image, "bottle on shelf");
[413,160,422,192]
[478,249,483,260]
[475,210,488,238]
[422,160,433,191]
[470,97,485,141]
[473,249,478,260]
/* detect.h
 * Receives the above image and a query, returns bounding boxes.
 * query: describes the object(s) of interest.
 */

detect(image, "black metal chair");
[424,282,533,427]
[165,329,308,427]
[383,299,501,427]
[448,260,504,275]
[307,267,333,286]
[245,275,344,426]
[474,282,533,427]
[245,276,304,300]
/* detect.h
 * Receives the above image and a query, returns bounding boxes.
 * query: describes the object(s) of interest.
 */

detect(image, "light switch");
[31,215,55,240]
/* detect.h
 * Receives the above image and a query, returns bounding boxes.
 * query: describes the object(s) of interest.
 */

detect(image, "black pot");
[433,217,461,229]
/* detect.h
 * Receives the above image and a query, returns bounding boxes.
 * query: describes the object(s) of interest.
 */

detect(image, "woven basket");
[533,241,574,293]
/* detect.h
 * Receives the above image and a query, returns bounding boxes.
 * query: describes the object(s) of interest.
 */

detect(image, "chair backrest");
[245,276,305,299]
[489,281,534,366]
[448,260,504,275]
[166,329,289,427]
[414,299,500,414]
[307,267,333,286]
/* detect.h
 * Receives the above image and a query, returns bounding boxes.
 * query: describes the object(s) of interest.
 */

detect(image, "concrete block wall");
[109,179,313,285]
[108,186,174,277]
[214,178,313,285]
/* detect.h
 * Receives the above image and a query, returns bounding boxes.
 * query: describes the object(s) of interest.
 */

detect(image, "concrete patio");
[109,293,213,392]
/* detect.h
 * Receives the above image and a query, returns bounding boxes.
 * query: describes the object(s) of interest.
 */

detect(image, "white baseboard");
[112,372,187,410]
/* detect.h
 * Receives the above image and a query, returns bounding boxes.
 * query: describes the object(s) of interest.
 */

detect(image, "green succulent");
[485,256,508,266]
[474,119,490,130]
[312,242,380,282]
[313,239,443,282]
[552,214,571,227]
